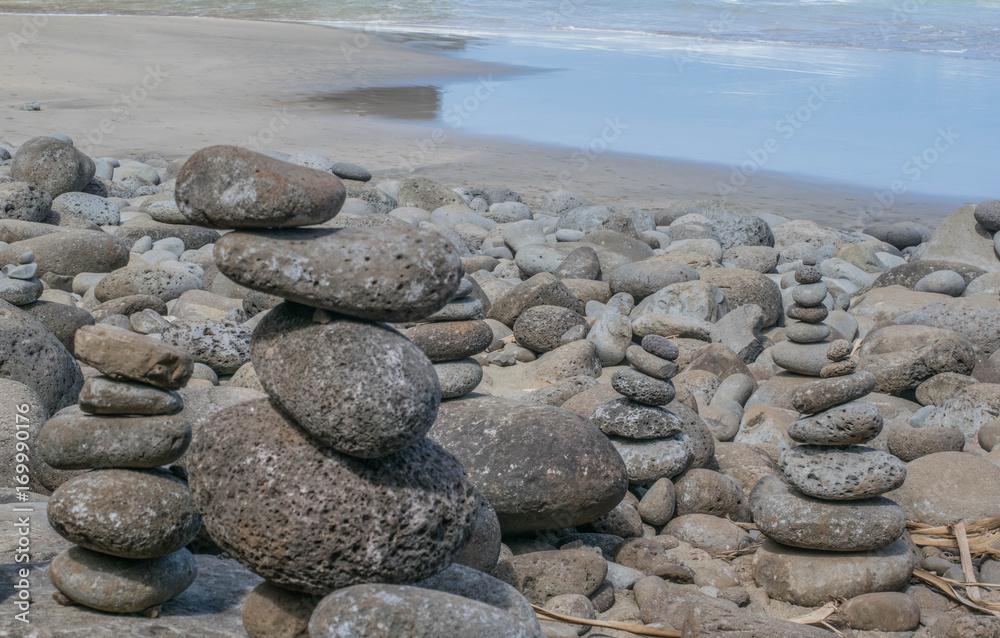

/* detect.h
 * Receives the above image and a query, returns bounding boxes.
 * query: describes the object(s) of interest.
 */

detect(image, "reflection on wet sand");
[307,85,443,120]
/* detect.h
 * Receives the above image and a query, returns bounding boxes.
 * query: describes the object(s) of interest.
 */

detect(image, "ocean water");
[3,0,998,203]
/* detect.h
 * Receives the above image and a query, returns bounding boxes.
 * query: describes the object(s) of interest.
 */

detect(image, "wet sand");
[0,15,967,227]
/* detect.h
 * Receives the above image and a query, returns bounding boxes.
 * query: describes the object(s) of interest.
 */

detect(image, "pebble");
[78,375,183,415]
[791,282,828,306]
[39,412,191,469]
[664,513,753,554]
[512,304,588,352]
[242,582,321,638]
[252,302,440,457]
[915,269,966,296]
[787,401,883,445]
[173,146,346,228]
[49,546,198,613]
[422,295,484,322]
[750,475,905,551]
[494,549,606,604]
[637,478,676,525]
[434,358,484,398]
[608,434,695,483]
[778,444,906,500]
[74,324,193,390]
[641,334,679,360]
[215,226,463,322]
[625,344,678,379]
[590,398,684,439]
[48,468,202,558]
[188,398,477,594]
[785,303,828,322]
[611,368,676,405]
[10,136,95,197]
[403,319,493,362]
[887,426,965,462]
[791,371,876,413]
[785,320,830,343]
[838,592,921,632]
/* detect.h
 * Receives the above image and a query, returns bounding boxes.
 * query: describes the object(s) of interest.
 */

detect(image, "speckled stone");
[48,468,201,558]
[611,368,676,406]
[787,402,883,445]
[39,413,191,469]
[78,376,183,415]
[251,302,440,458]
[590,398,684,439]
[188,398,477,594]
[778,445,906,500]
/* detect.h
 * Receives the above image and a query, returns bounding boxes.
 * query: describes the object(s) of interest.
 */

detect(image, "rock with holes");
[188,398,477,594]
[214,226,462,322]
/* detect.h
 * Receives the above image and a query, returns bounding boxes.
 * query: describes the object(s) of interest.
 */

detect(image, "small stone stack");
[591,335,696,484]
[168,146,491,635]
[771,258,834,375]
[402,278,490,399]
[0,250,42,305]
[40,324,200,614]
[751,319,914,603]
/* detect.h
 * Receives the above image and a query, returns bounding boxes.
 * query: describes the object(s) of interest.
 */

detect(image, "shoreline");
[0,14,973,228]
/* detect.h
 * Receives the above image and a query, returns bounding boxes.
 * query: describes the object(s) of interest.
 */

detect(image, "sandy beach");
[0,15,968,228]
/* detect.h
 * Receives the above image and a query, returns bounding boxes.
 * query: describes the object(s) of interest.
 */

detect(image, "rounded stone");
[778,445,906,500]
[839,592,921,632]
[49,546,197,613]
[403,319,493,362]
[788,401,883,445]
[0,229,129,279]
[78,376,183,415]
[611,368,676,406]
[609,434,694,483]
[915,269,966,296]
[161,318,250,375]
[755,538,915,607]
[48,468,202,558]
[309,581,539,638]
[641,334,679,360]
[455,491,502,573]
[794,264,822,284]
[664,514,753,555]
[974,199,1000,231]
[52,192,120,226]
[39,413,191,469]
[590,398,684,439]
[94,263,203,303]
[785,320,830,344]
[786,303,828,323]
[188,398,477,594]
[885,451,1000,525]
[791,371,877,414]
[434,358,484,399]
[252,302,440,458]
[608,259,699,300]
[750,475,906,551]
[430,396,628,533]
[637,478,676,526]
[980,418,1000,451]
[771,339,833,377]
[10,136,95,198]
[215,226,463,322]
[175,145,347,228]
[513,305,588,353]
[0,181,52,222]
[886,426,965,462]
[625,345,678,380]
[0,299,83,413]
[242,581,322,638]
[791,282,828,307]
[673,468,747,519]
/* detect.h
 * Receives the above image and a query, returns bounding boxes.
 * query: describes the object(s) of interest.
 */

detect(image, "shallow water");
[4,0,997,203]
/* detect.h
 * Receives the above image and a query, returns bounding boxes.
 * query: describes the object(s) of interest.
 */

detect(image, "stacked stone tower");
[41,324,199,614]
[169,146,494,634]
[750,260,913,606]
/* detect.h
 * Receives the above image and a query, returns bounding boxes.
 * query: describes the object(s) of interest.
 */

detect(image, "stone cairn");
[589,334,696,484]
[401,277,491,400]
[0,250,42,305]
[168,146,508,635]
[40,324,200,614]
[750,259,912,604]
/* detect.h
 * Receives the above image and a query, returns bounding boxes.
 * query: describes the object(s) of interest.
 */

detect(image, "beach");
[0,14,971,228]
